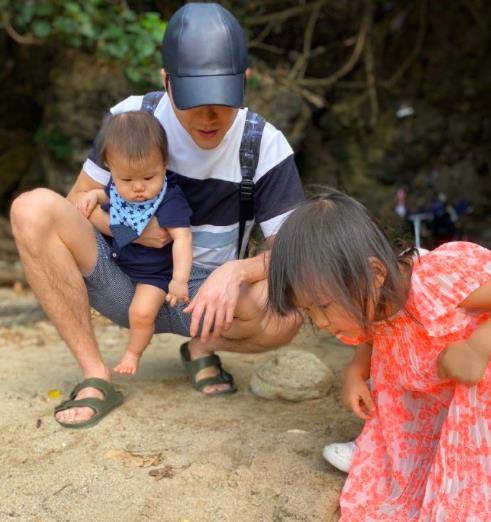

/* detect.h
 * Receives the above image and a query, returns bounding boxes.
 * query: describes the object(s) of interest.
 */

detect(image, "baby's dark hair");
[268,189,415,332]
[96,111,168,165]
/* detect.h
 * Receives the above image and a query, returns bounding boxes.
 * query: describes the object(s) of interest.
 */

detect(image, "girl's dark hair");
[96,111,168,165]
[268,189,415,331]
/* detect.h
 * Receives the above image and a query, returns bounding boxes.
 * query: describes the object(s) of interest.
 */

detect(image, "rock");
[0,289,44,326]
[250,350,333,402]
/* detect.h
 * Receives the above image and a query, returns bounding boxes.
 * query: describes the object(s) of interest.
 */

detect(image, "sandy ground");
[0,292,362,522]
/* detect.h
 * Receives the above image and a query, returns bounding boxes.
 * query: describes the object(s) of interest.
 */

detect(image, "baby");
[75,111,192,374]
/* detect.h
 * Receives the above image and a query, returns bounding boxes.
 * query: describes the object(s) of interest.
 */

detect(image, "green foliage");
[34,126,73,160]
[247,73,262,91]
[1,0,166,87]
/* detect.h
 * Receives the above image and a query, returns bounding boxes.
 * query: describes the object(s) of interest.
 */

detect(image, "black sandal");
[180,342,237,396]
[54,378,123,429]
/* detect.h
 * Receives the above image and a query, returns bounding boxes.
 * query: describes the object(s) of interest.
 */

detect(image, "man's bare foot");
[113,351,140,375]
[54,367,111,425]
[188,340,233,395]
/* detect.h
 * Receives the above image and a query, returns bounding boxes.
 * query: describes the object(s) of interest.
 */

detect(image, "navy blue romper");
[101,174,192,292]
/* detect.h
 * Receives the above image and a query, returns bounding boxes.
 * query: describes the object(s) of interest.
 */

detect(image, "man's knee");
[233,279,302,349]
[257,312,302,350]
[10,189,60,242]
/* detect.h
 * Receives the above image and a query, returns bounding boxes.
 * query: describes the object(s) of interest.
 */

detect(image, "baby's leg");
[114,284,166,374]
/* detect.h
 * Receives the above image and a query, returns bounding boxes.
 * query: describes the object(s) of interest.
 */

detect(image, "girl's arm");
[460,278,491,360]
[347,343,373,381]
[342,343,375,420]
[438,279,491,384]
[166,227,193,306]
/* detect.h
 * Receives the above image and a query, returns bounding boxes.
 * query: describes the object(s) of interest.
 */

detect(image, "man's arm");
[184,236,274,341]
[67,171,112,235]
[67,170,106,202]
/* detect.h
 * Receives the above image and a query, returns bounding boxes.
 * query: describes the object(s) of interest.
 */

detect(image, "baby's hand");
[74,191,99,218]
[437,340,488,385]
[166,279,189,307]
[113,352,140,375]
[342,371,375,421]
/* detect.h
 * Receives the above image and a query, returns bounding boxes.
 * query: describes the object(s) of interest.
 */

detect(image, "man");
[10,3,304,428]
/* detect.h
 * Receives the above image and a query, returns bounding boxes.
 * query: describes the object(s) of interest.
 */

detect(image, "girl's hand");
[342,371,375,421]
[437,340,488,385]
[74,191,99,217]
[166,279,189,308]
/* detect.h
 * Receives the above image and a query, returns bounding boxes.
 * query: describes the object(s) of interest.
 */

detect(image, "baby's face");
[107,146,166,202]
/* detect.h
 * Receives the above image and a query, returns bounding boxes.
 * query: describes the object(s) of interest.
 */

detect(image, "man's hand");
[184,260,244,342]
[437,340,488,385]
[166,279,189,308]
[134,217,172,248]
[74,191,99,218]
[342,370,375,421]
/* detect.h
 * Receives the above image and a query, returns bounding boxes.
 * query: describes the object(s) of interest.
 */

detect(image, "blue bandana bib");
[109,180,167,248]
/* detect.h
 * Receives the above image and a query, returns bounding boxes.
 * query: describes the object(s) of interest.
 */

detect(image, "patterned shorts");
[84,231,213,337]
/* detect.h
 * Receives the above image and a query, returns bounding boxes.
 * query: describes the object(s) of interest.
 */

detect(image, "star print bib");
[109,179,167,248]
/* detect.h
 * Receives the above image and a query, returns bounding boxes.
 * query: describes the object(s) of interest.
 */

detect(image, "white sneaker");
[322,441,356,473]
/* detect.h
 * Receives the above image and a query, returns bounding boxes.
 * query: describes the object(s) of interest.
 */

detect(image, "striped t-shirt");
[82,93,305,268]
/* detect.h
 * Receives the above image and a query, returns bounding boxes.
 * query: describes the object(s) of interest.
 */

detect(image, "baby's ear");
[368,257,387,289]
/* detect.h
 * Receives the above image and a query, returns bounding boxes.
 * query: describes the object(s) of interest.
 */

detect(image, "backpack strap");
[141,91,165,114]
[238,110,266,258]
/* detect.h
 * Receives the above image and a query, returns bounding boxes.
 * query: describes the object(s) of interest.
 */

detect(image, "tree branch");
[297,1,373,88]
[364,35,378,127]
[2,13,42,45]
[379,0,428,89]
[245,0,328,27]
[289,2,322,80]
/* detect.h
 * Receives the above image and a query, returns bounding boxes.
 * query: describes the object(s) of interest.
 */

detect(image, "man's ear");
[369,257,387,290]
[160,69,168,90]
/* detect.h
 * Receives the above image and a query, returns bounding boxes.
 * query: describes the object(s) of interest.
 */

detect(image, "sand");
[0,295,362,521]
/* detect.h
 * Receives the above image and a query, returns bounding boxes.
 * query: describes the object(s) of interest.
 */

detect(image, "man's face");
[162,70,239,150]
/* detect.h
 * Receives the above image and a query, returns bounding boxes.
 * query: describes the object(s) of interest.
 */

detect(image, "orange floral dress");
[338,242,491,522]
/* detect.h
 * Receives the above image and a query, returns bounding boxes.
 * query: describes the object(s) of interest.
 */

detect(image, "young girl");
[75,111,192,375]
[268,189,491,521]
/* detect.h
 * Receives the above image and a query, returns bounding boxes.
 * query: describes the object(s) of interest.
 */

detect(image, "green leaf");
[125,67,141,83]
[54,16,78,34]
[121,10,137,22]
[32,19,52,38]
[67,35,82,47]
[13,3,36,27]
[134,38,156,58]
[65,3,83,17]
[101,25,125,40]
[34,3,54,17]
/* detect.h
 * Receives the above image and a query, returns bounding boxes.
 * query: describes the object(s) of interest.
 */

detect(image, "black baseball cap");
[161,3,248,110]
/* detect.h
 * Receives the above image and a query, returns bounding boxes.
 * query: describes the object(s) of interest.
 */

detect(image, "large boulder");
[250,350,333,402]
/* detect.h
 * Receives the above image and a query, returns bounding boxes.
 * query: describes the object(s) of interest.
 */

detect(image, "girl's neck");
[373,259,413,324]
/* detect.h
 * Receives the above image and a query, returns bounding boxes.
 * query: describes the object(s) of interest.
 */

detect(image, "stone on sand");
[250,350,333,402]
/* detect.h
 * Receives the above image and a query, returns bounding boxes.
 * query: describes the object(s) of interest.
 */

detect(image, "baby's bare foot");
[114,352,140,375]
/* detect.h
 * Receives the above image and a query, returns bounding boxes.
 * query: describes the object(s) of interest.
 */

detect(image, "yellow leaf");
[47,389,61,399]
